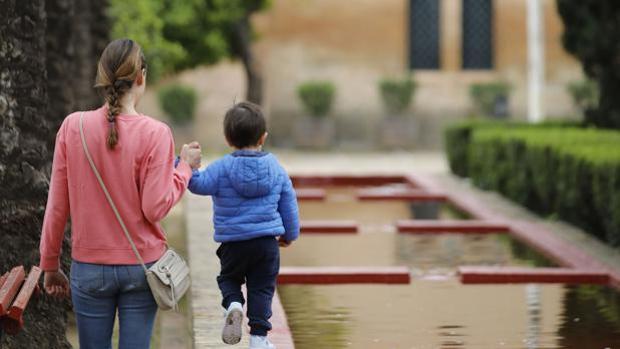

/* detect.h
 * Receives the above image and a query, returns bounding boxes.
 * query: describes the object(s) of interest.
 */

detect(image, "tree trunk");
[0,0,107,347]
[232,16,263,105]
[72,0,108,110]
[46,0,77,141]
[0,1,72,348]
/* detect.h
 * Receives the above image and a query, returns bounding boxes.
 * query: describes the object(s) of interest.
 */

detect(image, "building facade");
[253,0,584,148]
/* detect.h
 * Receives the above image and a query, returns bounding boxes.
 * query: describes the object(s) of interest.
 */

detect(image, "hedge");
[444,121,620,247]
[158,84,197,125]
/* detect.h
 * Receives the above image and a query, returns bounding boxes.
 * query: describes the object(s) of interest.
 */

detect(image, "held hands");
[44,270,70,299]
[181,141,202,170]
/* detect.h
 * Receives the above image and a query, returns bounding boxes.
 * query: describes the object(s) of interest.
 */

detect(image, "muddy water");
[279,283,620,349]
[281,232,553,277]
[279,185,620,348]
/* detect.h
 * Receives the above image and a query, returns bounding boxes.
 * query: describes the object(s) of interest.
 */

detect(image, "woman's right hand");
[181,142,202,169]
[44,270,70,299]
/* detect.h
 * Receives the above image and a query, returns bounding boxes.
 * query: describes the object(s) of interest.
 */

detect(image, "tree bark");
[72,0,107,110]
[0,1,71,347]
[232,16,263,105]
[46,0,77,141]
[0,0,107,347]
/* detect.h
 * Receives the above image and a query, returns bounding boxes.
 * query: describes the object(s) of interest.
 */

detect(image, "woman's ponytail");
[94,39,146,149]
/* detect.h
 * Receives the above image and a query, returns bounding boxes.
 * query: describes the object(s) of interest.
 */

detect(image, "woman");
[38,38,201,349]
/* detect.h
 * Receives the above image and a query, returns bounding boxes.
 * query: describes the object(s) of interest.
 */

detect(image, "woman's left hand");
[181,142,202,170]
[44,270,70,299]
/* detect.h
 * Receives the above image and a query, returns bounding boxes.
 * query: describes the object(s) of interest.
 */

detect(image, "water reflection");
[281,232,555,275]
[278,285,351,348]
[279,283,620,349]
[558,285,620,348]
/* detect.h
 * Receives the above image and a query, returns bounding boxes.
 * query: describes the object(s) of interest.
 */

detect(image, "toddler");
[188,102,300,349]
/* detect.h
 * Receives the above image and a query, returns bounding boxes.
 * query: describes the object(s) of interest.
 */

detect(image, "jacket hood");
[226,150,278,198]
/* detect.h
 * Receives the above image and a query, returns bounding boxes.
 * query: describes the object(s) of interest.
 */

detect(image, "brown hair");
[224,102,267,149]
[94,39,146,149]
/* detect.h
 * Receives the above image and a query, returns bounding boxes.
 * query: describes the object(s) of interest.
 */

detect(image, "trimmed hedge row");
[444,121,620,247]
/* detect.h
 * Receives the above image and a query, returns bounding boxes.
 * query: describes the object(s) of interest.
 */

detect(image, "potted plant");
[377,76,417,149]
[469,82,511,118]
[294,80,336,149]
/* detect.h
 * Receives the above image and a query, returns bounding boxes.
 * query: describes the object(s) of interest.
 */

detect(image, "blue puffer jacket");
[187,150,300,243]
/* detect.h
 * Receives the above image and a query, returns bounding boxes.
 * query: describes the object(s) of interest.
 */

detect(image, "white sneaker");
[222,302,243,344]
[249,335,276,349]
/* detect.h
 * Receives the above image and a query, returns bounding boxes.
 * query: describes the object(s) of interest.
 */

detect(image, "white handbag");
[79,112,190,311]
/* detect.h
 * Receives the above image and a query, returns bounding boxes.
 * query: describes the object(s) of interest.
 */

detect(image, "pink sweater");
[39,107,192,271]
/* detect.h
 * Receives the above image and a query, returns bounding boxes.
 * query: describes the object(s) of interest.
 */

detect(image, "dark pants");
[216,236,280,336]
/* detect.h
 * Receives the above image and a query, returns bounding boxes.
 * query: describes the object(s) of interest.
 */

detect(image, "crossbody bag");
[78,112,190,311]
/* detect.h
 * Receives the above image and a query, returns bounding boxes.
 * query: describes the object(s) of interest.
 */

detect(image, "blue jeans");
[70,260,157,349]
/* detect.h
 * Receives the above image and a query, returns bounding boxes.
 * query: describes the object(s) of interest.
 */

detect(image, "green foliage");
[444,120,504,177]
[108,0,186,81]
[557,0,620,128]
[297,81,336,118]
[567,79,599,111]
[378,77,416,115]
[469,82,511,117]
[158,84,197,124]
[445,121,620,247]
[108,0,270,80]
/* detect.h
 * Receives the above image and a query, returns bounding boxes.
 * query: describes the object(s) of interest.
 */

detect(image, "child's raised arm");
[187,160,222,196]
[277,175,300,242]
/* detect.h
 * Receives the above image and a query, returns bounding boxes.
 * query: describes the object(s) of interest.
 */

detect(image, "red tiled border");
[292,175,407,188]
[459,266,609,285]
[301,220,358,234]
[269,290,295,349]
[289,174,620,290]
[397,220,510,234]
[406,173,620,291]
[357,188,447,201]
[278,266,411,284]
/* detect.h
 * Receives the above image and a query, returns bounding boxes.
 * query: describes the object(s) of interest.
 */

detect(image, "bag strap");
[79,112,148,273]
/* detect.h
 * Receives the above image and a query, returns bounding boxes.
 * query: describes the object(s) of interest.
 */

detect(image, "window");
[408,0,441,69]
[462,0,494,69]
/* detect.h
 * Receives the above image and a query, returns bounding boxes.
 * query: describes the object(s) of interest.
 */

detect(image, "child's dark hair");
[224,101,266,148]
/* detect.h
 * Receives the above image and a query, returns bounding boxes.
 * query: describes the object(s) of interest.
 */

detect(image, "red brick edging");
[301,220,358,234]
[269,290,295,349]
[396,219,510,234]
[278,266,411,284]
[405,173,620,291]
[459,266,609,285]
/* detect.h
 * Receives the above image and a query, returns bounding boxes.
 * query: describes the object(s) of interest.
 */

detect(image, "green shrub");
[158,84,197,124]
[458,125,620,247]
[444,119,581,178]
[567,79,599,111]
[378,77,416,115]
[469,82,511,117]
[297,81,335,118]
